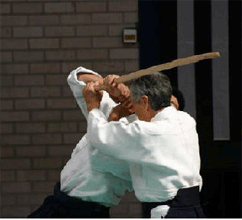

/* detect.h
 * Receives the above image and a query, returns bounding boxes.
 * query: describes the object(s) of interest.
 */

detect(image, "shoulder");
[177,110,197,127]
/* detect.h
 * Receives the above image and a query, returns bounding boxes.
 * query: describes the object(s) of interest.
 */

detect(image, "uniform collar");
[151,106,177,122]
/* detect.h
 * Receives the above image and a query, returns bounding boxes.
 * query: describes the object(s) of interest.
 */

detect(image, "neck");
[147,107,164,122]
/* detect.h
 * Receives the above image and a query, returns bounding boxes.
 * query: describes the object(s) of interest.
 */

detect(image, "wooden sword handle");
[95,52,220,91]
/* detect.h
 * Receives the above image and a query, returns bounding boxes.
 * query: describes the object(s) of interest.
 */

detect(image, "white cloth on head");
[60,67,133,207]
[87,106,203,203]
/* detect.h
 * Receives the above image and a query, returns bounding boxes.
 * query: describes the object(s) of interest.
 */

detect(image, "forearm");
[87,109,143,162]
[67,68,104,119]
[77,73,103,84]
[108,102,135,122]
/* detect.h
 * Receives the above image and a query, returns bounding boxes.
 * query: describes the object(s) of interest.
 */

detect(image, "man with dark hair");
[84,72,205,218]
[171,87,185,111]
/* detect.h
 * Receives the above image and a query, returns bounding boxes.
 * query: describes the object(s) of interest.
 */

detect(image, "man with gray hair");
[84,72,205,218]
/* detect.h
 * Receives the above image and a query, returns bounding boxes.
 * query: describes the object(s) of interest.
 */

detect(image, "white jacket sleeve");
[87,109,149,163]
[67,67,94,119]
[67,67,132,182]
[67,66,118,119]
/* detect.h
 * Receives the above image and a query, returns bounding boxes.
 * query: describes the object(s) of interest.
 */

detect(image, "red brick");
[77,49,108,60]
[16,146,46,157]
[1,27,12,37]
[76,25,107,37]
[1,135,30,145]
[1,87,29,98]
[92,13,123,24]
[45,2,74,13]
[125,60,139,72]
[0,52,12,63]
[124,12,138,23]
[16,123,45,133]
[93,61,124,74]
[1,206,31,218]
[93,37,122,48]
[1,63,28,74]
[61,38,92,49]
[0,146,15,158]
[45,26,75,37]
[110,204,128,215]
[13,27,43,37]
[32,134,62,144]
[48,146,73,156]
[29,38,59,49]
[30,63,61,74]
[15,75,45,85]
[15,99,45,110]
[0,123,14,133]
[79,121,87,133]
[29,15,59,26]
[0,3,11,14]
[14,51,44,62]
[33,158,62,169]
[1,15,27,26]
[31,205,42,213]
[47,169,61,181]
[1,100,14,110]
[62,86,74,97]
[76,2,106,12]
[62,156,70,165]
[61,62,92,73]
[17,194,47,205]
[64,133,83,144]
[47,98,77,109]
[128,203,142,216]
[1,195,16,205]
[61,14,91,25]
[45,50,75,61]
[1,39,27,50]
[31,111,61,121]
[17,170,46,181]
[1,170,15,181]
[120,191,139,203]
[46,74,67,85]
[32,181,55,192]
[1,111,29,122]
[48,122,77,133]
[108,1,137,12]
[1,76,13,86]
[110,48,139,59]
[1,159,31,170]
[30,86,61,97]
[63,110,86,121]
[13,3,43,14]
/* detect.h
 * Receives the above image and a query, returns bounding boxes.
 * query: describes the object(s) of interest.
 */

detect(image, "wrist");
[87,104,100,112]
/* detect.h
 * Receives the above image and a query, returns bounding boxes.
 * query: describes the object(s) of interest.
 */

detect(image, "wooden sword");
[95,52,220,91]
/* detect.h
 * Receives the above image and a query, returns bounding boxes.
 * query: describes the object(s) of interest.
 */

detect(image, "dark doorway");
[138,0,241,218]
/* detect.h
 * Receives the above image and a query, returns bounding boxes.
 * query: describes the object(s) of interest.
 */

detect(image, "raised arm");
[77,72,103,85]
[87,108,146,163]
[68,67,133,181]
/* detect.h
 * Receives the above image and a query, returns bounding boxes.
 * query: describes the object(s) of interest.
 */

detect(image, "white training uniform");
[60,67,133,207]
[87,106,203,204]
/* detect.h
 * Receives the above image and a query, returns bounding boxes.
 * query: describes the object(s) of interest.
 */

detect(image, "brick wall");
[0,0,140,217]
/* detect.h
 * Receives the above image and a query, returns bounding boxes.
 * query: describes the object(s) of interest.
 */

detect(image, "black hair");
[172,87,185,111]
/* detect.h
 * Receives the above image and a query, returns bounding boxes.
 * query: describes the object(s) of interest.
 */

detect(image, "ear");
[140,95,150,111]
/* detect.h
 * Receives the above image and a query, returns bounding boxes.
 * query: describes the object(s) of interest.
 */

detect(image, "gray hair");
[126,72,172,111]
